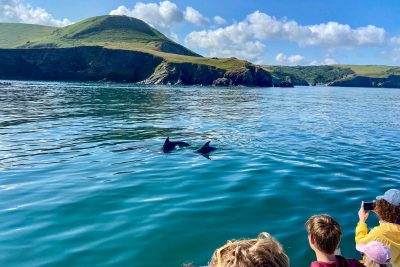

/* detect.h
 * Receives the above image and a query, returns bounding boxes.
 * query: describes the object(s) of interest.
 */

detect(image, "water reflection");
[0,81,399,267]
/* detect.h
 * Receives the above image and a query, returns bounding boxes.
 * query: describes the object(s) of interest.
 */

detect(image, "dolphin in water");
[196,141,217,154]
[162,137,190,152]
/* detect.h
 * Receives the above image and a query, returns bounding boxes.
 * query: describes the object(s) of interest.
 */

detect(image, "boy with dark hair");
[306,214,365,267]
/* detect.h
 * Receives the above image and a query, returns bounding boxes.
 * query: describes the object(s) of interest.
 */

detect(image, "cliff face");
[143,62,272,86]
[223,64,272,87]
[0,47,272,87]
[0,47,163,82]
[142,62,225,85]
[267,65,355,86]
[329,75,400,88]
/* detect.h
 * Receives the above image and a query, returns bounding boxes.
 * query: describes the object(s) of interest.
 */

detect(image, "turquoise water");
[1,82,399,267]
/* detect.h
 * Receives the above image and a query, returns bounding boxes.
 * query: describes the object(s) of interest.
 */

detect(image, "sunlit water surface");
[0,81,399,267]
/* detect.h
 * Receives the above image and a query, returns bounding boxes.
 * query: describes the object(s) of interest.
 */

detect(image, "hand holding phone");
[363,201,375,211]
[358,201,370,223]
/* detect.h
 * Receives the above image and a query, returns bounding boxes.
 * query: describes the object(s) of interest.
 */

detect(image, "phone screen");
[363,202,374,211]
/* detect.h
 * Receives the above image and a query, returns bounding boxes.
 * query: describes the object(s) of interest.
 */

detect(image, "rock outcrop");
[223,64,272,87]
[141,62,225,85]
[273,81,294,87]
[142,62,272,87]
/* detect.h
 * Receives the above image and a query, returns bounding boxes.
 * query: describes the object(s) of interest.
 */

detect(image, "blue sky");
[2,0,400,65]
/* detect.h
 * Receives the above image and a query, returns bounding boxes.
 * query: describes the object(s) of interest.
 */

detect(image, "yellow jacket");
[355,221,400,267]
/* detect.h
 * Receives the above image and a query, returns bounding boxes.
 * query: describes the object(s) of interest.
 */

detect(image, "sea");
[0,81,399,267]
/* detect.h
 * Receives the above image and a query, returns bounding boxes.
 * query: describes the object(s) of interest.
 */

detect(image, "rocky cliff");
[328,75,400,88]
[0,46,272,87]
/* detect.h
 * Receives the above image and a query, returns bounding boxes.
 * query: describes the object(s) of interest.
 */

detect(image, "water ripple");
[0,82,399,267]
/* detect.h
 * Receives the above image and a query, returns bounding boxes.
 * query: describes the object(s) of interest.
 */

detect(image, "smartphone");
[363,201,375,211]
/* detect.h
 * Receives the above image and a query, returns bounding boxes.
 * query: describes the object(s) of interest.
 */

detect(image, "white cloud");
[288,54,305,64]
[275,53,305,65]
[243,11,386,47]
[185,24,265,62]
[185,10,386,64]
[323,58,337,65]
[0,0,71,27]
[298,22,385,47]
[381,48,400,63]
[110,1,183,34]
[208,40,265,63]
[109,1,183,39]
[390,36,400,45]
[184,6,209,26]
[213,16,226,25]
[169,32,179,42]
[110,1,210,38]
[275,53,287,63]
[309,58,337,65]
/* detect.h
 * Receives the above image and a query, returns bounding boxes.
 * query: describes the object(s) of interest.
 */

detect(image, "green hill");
[0,23,55,48]
[265,65,400,88]
[265,65,355,86]
[17,15,200,57]
[335,65,400,78]
[0,16,271,86]
[0,16,269,72]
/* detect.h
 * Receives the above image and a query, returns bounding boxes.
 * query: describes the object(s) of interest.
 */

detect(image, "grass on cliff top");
[103,42,248,70]
[0,23,56,48]
[264,65,355,85]
[264,65,400,84]
[335,65,400,78]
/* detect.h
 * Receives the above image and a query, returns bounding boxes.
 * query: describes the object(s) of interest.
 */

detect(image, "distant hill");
[265,65,400,88]
[0,23,55,48]
[336,65,400,78]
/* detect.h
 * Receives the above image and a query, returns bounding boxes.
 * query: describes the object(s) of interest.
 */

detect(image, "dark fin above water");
[162,137,190,152]
[196,141,217,154]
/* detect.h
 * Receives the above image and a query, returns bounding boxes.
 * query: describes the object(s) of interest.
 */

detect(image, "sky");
[1,0,400,66]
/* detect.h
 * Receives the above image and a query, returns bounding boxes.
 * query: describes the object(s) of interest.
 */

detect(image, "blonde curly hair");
[208,232,289,267]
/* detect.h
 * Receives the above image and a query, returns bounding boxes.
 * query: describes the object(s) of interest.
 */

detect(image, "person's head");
[208,232,289,267]
[374,189,400,223]
[356,241,392,267]
[305,214,342,255]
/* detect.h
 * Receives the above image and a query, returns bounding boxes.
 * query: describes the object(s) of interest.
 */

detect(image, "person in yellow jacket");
[356,189,400,267]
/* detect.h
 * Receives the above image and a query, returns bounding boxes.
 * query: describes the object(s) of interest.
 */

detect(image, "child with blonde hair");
[208,232,289,267]
[356,241,392,267]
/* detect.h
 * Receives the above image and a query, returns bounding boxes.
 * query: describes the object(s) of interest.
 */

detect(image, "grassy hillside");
[265,65,400,87]
[0,16,271,86]
[19,15,200,57]
[0,23,55,48]
[335,65,400,78]
[0,16,252,72]
[265,65,355,85]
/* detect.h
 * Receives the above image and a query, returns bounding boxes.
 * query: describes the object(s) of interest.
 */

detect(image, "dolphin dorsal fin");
[203,141,211,148]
